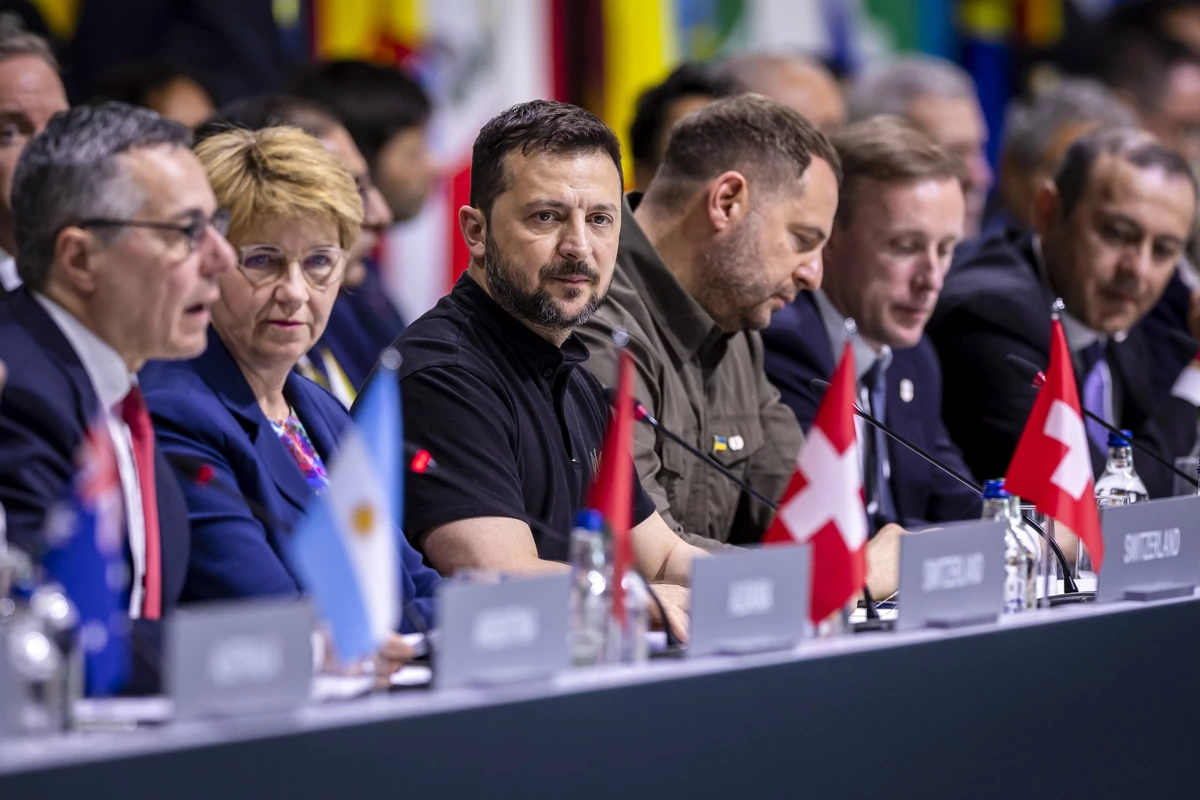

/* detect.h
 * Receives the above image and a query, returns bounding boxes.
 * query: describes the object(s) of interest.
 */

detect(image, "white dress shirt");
[0,252,20,292]
[35,294,147,618]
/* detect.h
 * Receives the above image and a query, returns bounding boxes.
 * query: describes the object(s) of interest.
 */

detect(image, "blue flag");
[289,354,405,662]
[42,422,130,696]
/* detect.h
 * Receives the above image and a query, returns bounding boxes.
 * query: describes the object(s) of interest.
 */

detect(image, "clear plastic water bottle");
[610,569,651,665]
[567,509,610,667]
[1086,429,1148,574]
[982,479,1035,613]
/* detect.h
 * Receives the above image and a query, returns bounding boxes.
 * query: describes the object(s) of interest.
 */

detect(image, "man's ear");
[54,227,99,294]
[1032,180,1061,240]
[458,205,487,263]
[706,170,749,233]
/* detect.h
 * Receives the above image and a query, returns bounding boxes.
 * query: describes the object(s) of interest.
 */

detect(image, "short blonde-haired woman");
[142,127,438,663]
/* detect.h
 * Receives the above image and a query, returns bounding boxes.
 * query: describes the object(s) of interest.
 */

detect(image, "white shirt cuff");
[1171,364,1200,407]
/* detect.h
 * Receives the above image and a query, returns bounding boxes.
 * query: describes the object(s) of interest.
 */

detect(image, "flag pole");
[1039,299,1066,607]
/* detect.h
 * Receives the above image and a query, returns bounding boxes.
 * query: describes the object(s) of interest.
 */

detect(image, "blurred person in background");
[628,62,738,191]
[720,51,846,134]
[0,28,67,294]
[848,55,992,237]
[90,59,216,128]
[140,127,439,665]
[1101,24,1200,409]
[292,59,436,224]
[988,78,1135,236]
[0,102,235,692]
[198,94,400,405]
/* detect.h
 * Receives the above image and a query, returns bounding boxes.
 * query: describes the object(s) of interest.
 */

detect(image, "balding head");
[721,53,845,133]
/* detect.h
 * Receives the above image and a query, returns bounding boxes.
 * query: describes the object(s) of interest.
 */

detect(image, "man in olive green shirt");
[579,94,840,550]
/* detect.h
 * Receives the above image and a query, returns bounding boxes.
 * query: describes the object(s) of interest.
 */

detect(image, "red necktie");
[120,387,162,620]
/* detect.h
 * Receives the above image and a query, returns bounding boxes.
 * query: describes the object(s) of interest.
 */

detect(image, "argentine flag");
[289,352,404,662]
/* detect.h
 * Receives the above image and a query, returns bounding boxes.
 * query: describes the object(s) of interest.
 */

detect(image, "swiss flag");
[586,347,636,623]
[1005,318,1104,570]
[764,342,867,622]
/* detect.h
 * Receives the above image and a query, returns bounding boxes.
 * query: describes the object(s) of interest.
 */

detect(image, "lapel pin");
[899,378,915,403]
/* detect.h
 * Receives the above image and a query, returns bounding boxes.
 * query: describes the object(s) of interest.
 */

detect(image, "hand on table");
[648,582,690,644]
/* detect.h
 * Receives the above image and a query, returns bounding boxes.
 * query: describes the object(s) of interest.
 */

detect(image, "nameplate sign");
[0,629,12,739]
[437,573,569,690]
[688,544,809,657]
[1096,496,1200,603]
[168,599,314,721]
[897,520,1006,631]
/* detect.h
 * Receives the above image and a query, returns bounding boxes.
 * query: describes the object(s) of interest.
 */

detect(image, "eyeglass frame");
[234,243,349,290]
[75,209,232,254]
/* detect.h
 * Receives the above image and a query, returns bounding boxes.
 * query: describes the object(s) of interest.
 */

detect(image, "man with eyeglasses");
[0,101,236,694]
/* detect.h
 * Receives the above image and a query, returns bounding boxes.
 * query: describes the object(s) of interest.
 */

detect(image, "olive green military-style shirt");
[578,194,804,550]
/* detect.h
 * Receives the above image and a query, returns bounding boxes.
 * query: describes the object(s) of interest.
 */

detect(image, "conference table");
[1,593,1197,798]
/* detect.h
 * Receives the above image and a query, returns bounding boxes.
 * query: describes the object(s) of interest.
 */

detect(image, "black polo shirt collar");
[621,193,727,363]
[451,271,591,376]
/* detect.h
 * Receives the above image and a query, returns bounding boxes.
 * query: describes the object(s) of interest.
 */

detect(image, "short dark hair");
[1054,126,1198,224]
[470,100,623,217]
[292,60,431,169]
[13,102,193,290]
[832,115,962,224]
[194,93,339,144]
[629,63,738,169]
[90,59,213,112]
[1102,27,1200,111]
[648,93,841,205]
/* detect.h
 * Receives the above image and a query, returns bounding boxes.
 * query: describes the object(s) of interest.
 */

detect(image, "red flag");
[764,342,867,622]
[586,348,635,623]
[1005,318,1103,569]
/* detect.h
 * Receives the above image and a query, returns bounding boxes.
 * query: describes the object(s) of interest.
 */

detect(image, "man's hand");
[374,634,416,687]
[648,582,690,643]
[865,523,906,600]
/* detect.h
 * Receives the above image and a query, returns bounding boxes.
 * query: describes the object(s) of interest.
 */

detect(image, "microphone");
[1004,354,1195,485]
[806,377,1078,594]
[600,389,885,624]
[602,388,780,511]
[809,378,982,495]
[407,445,681,648]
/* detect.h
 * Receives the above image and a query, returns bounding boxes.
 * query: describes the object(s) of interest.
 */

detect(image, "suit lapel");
[11,288,101,421]
[192,330,314,515]
[796,293,837,377]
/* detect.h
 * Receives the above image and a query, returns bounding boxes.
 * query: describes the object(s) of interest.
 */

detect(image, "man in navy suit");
[0,102,236,691]
[928,127,1200,501]
[764,116,981,532]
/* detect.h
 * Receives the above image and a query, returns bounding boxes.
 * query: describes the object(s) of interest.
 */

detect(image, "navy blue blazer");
[762,292,982,528]
[140,329,438,631]
[0,287,192,694]
[1138,266,1195,411]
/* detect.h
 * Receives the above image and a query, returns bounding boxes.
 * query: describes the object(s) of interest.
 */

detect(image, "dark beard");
[483,235,604,333]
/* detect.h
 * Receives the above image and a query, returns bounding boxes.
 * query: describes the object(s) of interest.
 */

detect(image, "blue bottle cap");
[573,509,604,532]
[1107,429,1133,448]
[982,478,1010,499]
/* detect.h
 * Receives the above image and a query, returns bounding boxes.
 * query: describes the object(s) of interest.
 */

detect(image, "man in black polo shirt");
[393,100,705,633]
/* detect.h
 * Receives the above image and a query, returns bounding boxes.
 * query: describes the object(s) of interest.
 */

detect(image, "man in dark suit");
[764,116,980,533]
[928,127,1199,500]
[0,102,236,691]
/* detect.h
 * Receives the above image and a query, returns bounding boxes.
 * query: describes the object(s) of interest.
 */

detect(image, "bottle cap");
[573,509,604,532]
[1107,429,1133,448]
[982,478,1011,499]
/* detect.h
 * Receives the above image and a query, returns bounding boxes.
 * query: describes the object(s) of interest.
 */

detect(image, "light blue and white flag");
[289,353,404,662]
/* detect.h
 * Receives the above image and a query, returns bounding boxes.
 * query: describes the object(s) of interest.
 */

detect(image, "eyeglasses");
[77,209,231,253]
[237,244,347,289]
